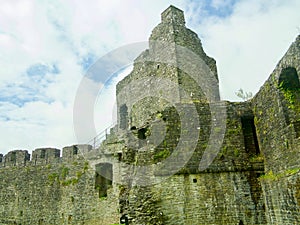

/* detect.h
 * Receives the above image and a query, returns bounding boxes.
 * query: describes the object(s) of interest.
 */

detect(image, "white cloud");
[94,65,133,133]
[191,0,300,100]
[0,101,74,151]
[211,0,234,9]
[0,0,299,155]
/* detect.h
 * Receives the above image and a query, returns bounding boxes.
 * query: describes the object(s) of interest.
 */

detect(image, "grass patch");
[154,149,170,161]
[259,168,300,181]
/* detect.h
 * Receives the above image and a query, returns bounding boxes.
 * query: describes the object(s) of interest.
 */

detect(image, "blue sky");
[0,0,299,154]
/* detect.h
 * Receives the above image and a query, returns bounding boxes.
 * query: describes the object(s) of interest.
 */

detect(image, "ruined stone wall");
[252,35,300,174]
[154,172,266,225]
[252,34,300,224]
[115,98,267,224]
[0,146,120,225]
[260,174,300,224]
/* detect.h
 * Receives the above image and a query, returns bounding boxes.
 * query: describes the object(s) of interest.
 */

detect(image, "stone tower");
[114,5,265,224]
[116,5,220,130]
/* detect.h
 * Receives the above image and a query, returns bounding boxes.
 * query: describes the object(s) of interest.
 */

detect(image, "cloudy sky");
[0,0,299,155]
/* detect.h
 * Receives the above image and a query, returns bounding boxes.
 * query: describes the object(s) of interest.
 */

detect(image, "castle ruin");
[0,6,300,225]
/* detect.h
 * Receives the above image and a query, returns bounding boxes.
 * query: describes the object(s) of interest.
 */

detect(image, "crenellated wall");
[2,150,30,167]
[0,144,94,168]
[0,144,120,225]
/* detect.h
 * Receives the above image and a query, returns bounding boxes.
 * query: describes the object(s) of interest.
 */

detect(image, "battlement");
[0,144,93,168]
[2,150,30,167]
[62,144,92,160]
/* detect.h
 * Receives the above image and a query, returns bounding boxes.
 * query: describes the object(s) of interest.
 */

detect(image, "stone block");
[4,150,30,167]
[32,148,60,165]
[62,144,92,160]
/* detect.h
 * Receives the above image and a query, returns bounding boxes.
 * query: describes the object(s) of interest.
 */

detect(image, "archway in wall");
[95,163,113,198]
[279,67,300,89]
[278,67,300,138]
[241,116,260,156]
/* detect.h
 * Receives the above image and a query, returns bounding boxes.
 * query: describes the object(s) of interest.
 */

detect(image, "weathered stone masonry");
[0,5,299,225]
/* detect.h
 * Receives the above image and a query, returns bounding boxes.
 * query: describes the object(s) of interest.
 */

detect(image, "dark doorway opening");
[241,116,260,155]
[120,214,129,225]
[95,163,113,198]
[279,67,300,90]
[138,128,147,139]
[119,104,128,130]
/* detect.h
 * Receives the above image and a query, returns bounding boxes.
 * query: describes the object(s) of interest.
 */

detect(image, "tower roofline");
[162,5,184,13]
[161,5,185,25]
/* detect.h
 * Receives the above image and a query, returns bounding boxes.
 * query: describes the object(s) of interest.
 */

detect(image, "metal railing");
[87,123,117,149]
